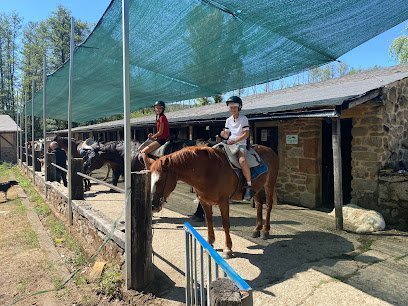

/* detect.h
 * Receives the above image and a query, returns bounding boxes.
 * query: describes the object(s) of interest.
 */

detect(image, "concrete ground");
[84,166,408,306]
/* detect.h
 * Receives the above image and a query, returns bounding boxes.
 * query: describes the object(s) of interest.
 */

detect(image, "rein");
[155,167,169,208]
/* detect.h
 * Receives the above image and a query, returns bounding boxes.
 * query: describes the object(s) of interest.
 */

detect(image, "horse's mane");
[151,146,225,172]
[98,140,141,158]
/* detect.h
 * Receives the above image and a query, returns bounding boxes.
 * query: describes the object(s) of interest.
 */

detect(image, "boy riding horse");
[220,96,254,201]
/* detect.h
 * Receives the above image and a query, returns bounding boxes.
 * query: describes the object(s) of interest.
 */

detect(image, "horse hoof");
[222,250,233,259]
[261,231,270,240]
[252,230,261,238]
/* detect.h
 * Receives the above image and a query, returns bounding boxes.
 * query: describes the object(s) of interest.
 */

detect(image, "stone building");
[52,65,408,226]
[0,115,19,163]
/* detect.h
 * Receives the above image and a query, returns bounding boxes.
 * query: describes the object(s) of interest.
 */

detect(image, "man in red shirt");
[140,101,170,170]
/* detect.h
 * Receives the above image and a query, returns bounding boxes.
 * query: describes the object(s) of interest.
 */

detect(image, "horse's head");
[150,157,177,213]
[83,145,105,174]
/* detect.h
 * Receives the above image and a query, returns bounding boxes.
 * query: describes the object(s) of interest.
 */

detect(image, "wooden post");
[27,151,32,166]
[128,172,153,290]
[332,118,343,230]
[22,148,26,162]
[47,153,56,182]
[33,150,42,171]
[189,125,193,141]
[71,158,84,200]
[210,278,241,306]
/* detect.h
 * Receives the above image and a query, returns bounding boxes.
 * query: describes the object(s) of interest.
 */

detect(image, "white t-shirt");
[225,114,249,146]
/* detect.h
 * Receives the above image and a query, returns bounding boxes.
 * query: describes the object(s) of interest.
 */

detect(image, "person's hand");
[148,133,154,139]
[227,139,235,145]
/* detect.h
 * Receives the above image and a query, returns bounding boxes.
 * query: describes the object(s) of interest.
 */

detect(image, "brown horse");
[150,145,278,258]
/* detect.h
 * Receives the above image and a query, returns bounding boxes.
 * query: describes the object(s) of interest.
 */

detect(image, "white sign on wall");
[261,129,268,141]
[286,134,298,144]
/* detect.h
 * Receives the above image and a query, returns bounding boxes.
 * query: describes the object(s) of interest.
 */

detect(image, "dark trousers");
[194,202,204,218]
[56,170,67,187]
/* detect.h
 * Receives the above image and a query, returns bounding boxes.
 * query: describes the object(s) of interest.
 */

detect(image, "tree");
[0,12,22,119]
[213,95,223,104]
[390,23,408,64]
[197,97,211,106]
[46,5,90,70]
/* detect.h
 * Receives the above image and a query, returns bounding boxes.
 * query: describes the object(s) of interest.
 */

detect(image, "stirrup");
[244,186,254,201]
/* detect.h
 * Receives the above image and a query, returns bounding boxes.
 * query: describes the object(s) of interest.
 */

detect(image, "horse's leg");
[262,186,275,240]
[252,192,263,238]
[200,202,215,246]
[103,164,111,181]
[218,200,233,259]
[111,168,120,186]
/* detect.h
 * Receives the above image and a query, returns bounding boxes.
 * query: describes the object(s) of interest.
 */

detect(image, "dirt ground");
[0,165,136,306]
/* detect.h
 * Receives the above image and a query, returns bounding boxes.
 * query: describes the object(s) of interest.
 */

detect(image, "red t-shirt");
[156,114,170,140]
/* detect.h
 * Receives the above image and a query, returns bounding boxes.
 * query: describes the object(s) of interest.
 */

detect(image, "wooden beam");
[129,172,153,290]
[331,118,343,230]
[71,158,84,200]
[46,153,56,182]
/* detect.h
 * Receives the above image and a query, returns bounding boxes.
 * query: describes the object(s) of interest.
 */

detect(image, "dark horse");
[51,135,92,190]
[83,140,197,186]
[150,145,279,258]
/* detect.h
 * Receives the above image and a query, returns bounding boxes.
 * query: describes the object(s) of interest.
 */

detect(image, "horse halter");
[153,167,169,211]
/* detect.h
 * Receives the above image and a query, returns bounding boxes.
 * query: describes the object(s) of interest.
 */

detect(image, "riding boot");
[243,186,254,201]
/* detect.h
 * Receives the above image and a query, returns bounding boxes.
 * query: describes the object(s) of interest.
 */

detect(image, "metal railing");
[184,222,253,306]
[76,172,125,193]
[51,162,68,173]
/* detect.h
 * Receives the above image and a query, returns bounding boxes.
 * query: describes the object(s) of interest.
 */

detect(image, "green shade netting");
[32,0,408,122]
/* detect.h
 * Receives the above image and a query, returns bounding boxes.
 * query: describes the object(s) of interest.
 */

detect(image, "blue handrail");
[183,222,252,292]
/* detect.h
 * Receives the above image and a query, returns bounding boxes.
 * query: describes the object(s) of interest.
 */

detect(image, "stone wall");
[275,118,321,208]
[20,164,124,263]
[342,102,385,210]
[342,77,408,225]
[381,78,408,168]
[378,173,408,227]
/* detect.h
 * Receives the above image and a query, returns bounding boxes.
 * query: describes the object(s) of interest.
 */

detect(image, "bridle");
[153,167,169,211]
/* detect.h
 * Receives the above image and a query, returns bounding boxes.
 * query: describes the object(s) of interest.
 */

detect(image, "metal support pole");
[32,80,35,183]
[16,93,19,164]
[122,0,133,290]
[43,55,48,196]
[332,118,343,230]
[24,94,27,171]
[67,17,75,225]
[19,106,23,165]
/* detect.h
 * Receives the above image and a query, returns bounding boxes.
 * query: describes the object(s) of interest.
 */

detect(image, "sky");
[1,0,407,70]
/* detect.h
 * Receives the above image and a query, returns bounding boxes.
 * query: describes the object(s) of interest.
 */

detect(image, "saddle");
[138,139,172,158]
[213,143,268,200]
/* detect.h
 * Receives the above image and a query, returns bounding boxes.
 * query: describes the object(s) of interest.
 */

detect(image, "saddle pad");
[213,143,261,169]
[250,162,268,181]
[150,141,171,158]
[138,139,170,158]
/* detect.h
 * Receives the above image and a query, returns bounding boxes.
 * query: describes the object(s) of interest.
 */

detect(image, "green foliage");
[21,228,40,249]
[18,5,91,137]
[46,5,91,71]
[0,12,22,119]
[99,265,123,299]
[390,24,408,64]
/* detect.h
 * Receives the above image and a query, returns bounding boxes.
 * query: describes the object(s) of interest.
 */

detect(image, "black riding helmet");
[153,100,166,111]
[225,96,242,111]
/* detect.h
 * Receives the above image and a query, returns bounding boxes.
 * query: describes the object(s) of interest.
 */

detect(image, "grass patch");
[13,198,27,216]
[11,165,87,269]
[16,277,30,294]
[21,228,40,249]
[357,237,374,252]
[99,265,123,299]
[52,275,64,290]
